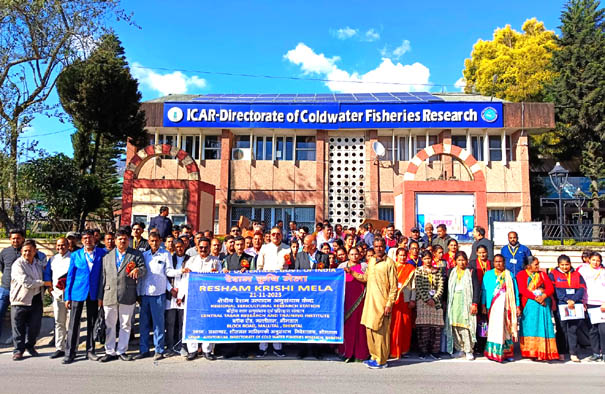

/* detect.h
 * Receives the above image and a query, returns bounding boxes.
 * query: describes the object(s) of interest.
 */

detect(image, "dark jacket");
[0,246,21,290]
[129,237,150,253]
[223,252,254,271]
[149,215,173,240]
[469,237,495,263]
[294,251,330,270]
[548,267,586,305]
[98,247,146,305]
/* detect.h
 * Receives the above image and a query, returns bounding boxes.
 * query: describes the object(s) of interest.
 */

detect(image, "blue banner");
[182,270,345,343]
[163,102,503,129]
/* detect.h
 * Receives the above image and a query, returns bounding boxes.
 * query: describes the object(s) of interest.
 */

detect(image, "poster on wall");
[416,193,475,242]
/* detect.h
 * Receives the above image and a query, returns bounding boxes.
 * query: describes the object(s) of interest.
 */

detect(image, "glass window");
[415,135,426,154]
[181,135,200,160]
[489,136,502,162]
[171,215,186,227]
[276,136,294,160]
[471,136,484,161]
[398,136,410,161]
[254,136,274,160]
[234,135,250,149]
[294,207,315,230]
[428,135,438,162]
[203,136,221,159]
[147,133,156,146]
[213,205,219,234]
[230,207,252,228]
[132,215,149,227]
[296,136,316,161]
[230,206,315,231]
[452,136,467,149]
[505,135,513,161]
[378,207,394,222]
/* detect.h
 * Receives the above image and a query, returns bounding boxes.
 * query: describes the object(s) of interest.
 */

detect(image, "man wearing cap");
[408,227,426,250]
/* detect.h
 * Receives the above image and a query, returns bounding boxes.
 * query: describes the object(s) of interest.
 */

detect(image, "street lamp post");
[548,162,569,245]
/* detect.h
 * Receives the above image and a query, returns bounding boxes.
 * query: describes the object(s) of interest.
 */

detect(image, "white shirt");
[177,255,221,300]
[48,251,71,299]
[138,248,173,297]
[185,247,198,258]
[244,247,259,257]
[166,254,187,310]
[308,250,319,269]
[256,242,290,271]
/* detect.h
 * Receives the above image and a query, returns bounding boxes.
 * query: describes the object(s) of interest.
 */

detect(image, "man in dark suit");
[149,206,173,241]
[294,235,330,359]
[63,230,107,364]
[469,226,494,262]
[97,228,146,362]
[294,235,329,270]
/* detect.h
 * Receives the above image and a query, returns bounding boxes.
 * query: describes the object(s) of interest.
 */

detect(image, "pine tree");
[548,0,605,238]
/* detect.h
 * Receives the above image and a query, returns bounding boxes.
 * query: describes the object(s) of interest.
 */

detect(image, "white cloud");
[284,43,430,93]
[333,26,358,40]
[130,62,207,96]
[380,39,411,60]
[454,77,466,91]
[363,29,380,42]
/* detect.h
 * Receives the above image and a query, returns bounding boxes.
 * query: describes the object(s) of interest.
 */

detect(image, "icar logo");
[167,106,184,123]
[481,107,498,123]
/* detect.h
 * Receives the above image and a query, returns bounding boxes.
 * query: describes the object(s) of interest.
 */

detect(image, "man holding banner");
[179,237,221,361]
[346,237,398,369]
[255,226,290,357]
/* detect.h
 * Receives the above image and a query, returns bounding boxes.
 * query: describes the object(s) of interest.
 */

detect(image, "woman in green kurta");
[445,251,480,360]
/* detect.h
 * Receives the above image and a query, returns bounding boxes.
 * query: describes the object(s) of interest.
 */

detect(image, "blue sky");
[24,0,570,156]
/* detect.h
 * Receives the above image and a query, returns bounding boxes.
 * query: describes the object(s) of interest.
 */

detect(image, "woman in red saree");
[444,239,459,270]
[337,246,369,362]
[390,247,416,358]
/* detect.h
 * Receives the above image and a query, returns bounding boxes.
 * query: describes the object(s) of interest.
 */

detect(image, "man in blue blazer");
[62,229,107,364]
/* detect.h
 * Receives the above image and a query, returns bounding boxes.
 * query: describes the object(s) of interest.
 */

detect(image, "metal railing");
[542,223,605,242]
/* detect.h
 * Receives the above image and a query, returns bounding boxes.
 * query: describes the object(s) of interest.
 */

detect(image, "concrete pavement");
[0,345,602,394]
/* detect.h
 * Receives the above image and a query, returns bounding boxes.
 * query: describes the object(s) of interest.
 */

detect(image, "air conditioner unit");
[231,148,251,160]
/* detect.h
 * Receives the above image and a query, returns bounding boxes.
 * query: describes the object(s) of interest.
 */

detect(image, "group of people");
[1,210,604,370]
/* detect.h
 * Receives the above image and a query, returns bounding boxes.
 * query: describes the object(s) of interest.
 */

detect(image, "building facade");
[122,93,554,239]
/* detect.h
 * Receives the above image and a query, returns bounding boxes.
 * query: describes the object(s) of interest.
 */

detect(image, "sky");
[22,0,571,156]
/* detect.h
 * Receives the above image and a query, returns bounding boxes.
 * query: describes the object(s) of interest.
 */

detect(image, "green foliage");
[462,18,558,102]
[56,33,146,229]
[0,0,130,229]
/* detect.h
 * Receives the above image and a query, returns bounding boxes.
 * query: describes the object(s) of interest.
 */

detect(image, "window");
[489,136,502,161]
[296,136,316,161]
[414,135,438,162]
[147,133,156,146]
[276,136,294,160]
[505,135,512,161]
[254,136,273,160]
[471,136,484,161]
[171,215,187,227]
[181,135,200,160]
[379,207,394,223]
[230,206,315,230]
[159,134,177,146]
[213,205,219,234]
[234,135,251,149]
[452,135,467,149]
[203,135,221,159]
[397,136,410,161]
[132,215,149,228]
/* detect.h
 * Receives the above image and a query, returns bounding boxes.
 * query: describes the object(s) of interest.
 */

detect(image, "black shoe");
[87,352,100,361]
[187,352,198,361]
[239,352,249,359]
[255,349,267,358]
[119,354,134,361]
[312,350,324,360]
[26,348,39,357]
[297,351,308,359]
[50,350,65,359]
[100,354,117,363]
[273,349,286,358]
[203,352,216,361]
[153,353,165,361]
[135,352,151,360]
[62,356,74,364]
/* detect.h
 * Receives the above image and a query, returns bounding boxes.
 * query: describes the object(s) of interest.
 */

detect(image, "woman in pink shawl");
[338,246,369,362]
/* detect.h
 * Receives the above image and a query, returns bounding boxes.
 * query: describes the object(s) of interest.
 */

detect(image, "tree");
[462,18,558,102]
[548,0,605,238]
[0,0,130,230]
[56,33,146,230]
[20,153,103,230]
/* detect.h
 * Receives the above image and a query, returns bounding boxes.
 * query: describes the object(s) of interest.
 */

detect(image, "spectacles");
[270,233,281,236]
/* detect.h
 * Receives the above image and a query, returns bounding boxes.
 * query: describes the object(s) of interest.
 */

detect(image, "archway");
[394,143,487,236]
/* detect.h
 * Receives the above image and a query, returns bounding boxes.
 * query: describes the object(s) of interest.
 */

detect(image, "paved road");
[0,346,602,394]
